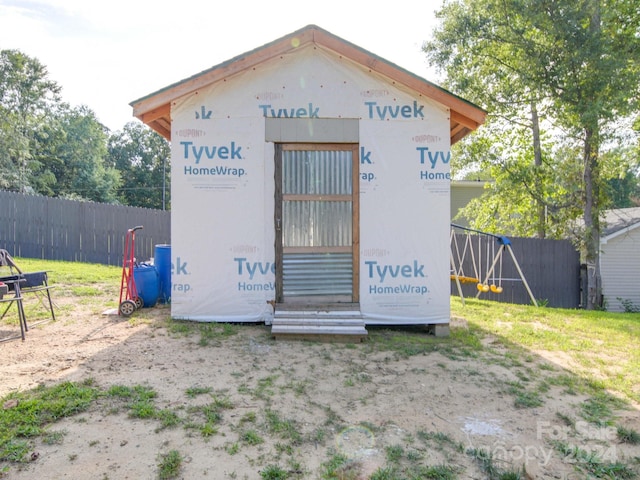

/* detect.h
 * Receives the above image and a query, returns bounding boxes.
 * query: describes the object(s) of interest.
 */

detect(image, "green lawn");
[451,296,640,403]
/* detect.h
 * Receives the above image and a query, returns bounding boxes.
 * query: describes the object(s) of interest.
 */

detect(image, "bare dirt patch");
[1,299,639,479]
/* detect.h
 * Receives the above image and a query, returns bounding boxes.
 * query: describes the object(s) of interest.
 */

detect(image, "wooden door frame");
[274,143,360,303]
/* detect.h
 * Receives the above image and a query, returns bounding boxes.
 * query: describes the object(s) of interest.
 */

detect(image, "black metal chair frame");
[0,250,56,339]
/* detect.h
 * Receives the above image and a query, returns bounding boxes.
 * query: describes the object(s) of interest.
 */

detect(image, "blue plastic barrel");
[133,264,159,307]
[155,244,171,304]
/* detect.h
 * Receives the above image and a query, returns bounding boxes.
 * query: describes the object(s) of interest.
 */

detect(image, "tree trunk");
[583,0,602,310]
[583,126,601,310]
[530,101,545,239]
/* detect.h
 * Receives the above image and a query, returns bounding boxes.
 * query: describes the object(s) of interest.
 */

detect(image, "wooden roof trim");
[311,28,486,126]
[451,127,471,145]
[139,103,171,124]
[450,110,480,131]
[450,121,466,139]
[131,25,486,143]
[131,29,317,118]
[150,120,170,140]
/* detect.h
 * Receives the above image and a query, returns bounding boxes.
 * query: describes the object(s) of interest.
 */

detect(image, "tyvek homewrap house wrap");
[131,25,485,332]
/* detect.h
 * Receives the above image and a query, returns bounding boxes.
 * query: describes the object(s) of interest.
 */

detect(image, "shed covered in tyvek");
[131,25,486,337]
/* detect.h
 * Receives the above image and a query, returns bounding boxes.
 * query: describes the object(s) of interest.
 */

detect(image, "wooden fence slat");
[451,233,581,308]
[1,191,580,307]
[0,191,170,267]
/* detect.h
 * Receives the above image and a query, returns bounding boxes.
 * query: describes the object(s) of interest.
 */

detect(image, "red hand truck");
[119,226,144,316]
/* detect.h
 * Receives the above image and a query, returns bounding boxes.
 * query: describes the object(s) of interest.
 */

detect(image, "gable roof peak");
[130,24,486,143]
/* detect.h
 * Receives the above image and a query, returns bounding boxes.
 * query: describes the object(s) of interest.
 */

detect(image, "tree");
[454,123,583,238]
[425,0,640,309]
[602,145,640,208]
[1,49,125,203]
[33,103,121,203]
[107,122,171,210]
[0,49,61,192]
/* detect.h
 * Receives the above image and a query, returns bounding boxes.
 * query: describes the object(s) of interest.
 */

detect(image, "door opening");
[275,144,359,304]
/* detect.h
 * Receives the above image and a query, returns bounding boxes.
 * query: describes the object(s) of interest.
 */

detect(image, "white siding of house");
[450,181,486,227]
[600,225,640,312]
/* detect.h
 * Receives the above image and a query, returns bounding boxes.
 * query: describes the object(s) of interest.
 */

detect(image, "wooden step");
[274,311,362,320]
[275,302,360,311]
[271,308,367,342]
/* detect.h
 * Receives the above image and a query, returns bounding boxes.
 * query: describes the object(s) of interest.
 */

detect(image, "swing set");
[450,224,538,306]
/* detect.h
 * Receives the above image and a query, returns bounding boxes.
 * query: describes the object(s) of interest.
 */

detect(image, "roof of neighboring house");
[601,207,640,241]
[130,24,486,144]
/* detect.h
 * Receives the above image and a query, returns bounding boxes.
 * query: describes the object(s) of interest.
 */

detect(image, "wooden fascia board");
[312,29,486,127]
[132,29,318,119]
[131,25,486,142]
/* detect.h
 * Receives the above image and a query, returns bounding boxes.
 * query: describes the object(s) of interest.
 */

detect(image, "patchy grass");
[552,441,636,479]
[618,425,640,445]
[2,258,640,478]
[451,297,640,403]
[0,379,99,463]
[157,449,182,480]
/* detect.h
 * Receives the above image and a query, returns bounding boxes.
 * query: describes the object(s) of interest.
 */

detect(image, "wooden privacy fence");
[0,191,170,266]
[450,231,581,308]
[1,192,582,307]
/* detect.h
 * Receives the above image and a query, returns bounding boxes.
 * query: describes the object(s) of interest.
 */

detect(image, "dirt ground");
[1,295,639,480]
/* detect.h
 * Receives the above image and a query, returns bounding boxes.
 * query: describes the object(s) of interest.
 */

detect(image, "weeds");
[417,430,464,453]
[421,464,459,479]
[617,425,640,444]
[185,396,234,438]
[2,273,638,479]
[504,381,543,408]
[226,442,240,455]
[41,429,66,445]
[241,429,264,445]
[264,409,302,444]
[553,441,635,479]
[320,452,361,479]
[369,466,398,479]
[185,386,213,398]
[385,444,404,463]
[467,447,526,479]
[199,322,238,346]
[555,412,575,428]
[260,464,289,479]
[107,384,158,419]
[157,450,182,480]
[579,393,625,426]
[0,379,98,462]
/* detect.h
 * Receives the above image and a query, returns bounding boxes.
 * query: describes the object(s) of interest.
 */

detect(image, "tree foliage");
[35,104,121,203]
[0,49,60,192]
[0,48,170,208]
[107,122,171,210]
[425,0,640,308]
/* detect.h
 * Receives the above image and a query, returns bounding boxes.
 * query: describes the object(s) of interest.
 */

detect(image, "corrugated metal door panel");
[280,148,355,299]
[283,252,353,297]
[282,201,352,247]
[283,150,352,195]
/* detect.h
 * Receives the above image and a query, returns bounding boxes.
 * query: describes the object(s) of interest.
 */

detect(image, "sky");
[0,0,446,132]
